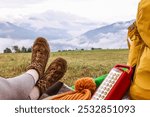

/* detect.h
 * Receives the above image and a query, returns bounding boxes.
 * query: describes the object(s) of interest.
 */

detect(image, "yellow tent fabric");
[128,0,150,100]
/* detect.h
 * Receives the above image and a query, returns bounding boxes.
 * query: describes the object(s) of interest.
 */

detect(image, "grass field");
[0,49,129,86]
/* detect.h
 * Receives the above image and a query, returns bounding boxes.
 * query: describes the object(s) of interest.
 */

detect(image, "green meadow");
[0,49,128,86]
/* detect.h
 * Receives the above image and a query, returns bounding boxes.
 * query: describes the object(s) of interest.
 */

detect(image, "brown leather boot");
[36,57,67,94]
[27,37,50,78]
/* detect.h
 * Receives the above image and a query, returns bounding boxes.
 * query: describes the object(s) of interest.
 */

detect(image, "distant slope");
[81,20,134,40]
[75,20,134,49]
[0,22,37,39]
[0,22,72,40]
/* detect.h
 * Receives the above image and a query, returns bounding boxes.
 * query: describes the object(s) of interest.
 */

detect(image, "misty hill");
[0,21,72,40]
[81,20,134,40]
[0,22,36,39]
[74,20,134,49]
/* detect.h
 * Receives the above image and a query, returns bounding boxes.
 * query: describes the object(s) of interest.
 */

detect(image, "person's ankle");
[26,69,39,83]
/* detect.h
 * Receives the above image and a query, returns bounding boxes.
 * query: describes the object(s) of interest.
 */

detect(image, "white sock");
[29,86,40,100]
[26,69,39,83]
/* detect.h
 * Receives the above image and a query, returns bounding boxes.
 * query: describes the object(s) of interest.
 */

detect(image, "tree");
[91,47,94,50]
[3,48,12,53]
[12,45,20,53]
[27,47,32,52]
[21,46,27,53]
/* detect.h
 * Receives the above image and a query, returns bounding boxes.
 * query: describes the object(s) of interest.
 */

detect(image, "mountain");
[82,20,134,39]
[44,20,134,51]
[0,22,37,39]
[75,20,134,49]
[0,21,72,40]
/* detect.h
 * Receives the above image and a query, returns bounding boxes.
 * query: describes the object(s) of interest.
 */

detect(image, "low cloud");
[0,30,128,53]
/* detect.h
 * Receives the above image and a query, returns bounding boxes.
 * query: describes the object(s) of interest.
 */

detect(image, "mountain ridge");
[0,12,134,52]
[81,20,134,40]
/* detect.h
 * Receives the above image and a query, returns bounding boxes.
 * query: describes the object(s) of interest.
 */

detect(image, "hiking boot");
[36,57,67,94]
[27,37,50,78]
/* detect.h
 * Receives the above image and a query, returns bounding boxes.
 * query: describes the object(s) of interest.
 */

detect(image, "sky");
[0,0,140,23]
[0,0,141,52]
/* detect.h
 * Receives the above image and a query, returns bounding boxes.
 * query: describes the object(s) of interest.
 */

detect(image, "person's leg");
[0,69,38,100]
[29,57,67,100]
[0,37,50,100]
[29,86,40,100]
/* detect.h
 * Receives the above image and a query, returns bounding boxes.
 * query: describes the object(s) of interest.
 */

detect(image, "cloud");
[34,0,140,22]
[0,0,46,8]
[88,31,128,49]
[13,10,103,36]
[49,29,128,51]
[0,0,140,23]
